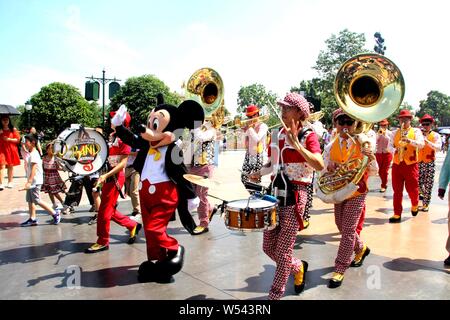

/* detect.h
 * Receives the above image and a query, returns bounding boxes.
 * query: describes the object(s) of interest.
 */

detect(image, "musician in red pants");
[388,109,425,223]
[375,119,393,193]
[85,112,141,253]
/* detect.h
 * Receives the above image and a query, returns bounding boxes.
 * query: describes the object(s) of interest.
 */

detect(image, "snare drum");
[53,126,108,176]
[225,199,278,232]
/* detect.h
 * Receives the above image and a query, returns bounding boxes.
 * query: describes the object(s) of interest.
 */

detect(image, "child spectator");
[41,143,66,209]
[20,134,61,226]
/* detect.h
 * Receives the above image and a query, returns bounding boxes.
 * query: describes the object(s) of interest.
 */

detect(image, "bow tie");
[148,148,161,161]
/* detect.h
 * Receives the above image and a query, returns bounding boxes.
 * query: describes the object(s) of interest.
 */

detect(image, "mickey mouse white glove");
[111,105,127,127]
[188,197,200,212]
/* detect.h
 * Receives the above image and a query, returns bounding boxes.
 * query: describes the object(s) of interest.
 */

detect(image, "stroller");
[62,174,86,214]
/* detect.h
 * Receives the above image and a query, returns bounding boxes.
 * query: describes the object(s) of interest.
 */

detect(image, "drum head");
[54,127,108,175]
[227,199,275,210]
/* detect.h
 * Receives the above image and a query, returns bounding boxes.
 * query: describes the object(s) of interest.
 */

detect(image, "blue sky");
[0,0,449,115]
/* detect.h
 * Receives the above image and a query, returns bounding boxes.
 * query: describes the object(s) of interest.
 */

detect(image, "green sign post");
[85,69,121,128]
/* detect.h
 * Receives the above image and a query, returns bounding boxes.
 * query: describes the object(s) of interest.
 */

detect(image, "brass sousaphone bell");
[184,67,225,129]
[316,53,405,203]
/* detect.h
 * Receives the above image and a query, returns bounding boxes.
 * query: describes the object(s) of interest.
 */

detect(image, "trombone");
[233,114,270,128]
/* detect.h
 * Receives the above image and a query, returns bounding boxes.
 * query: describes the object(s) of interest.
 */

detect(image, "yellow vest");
[418,131,436,163]
[393,128,418,165]
[329,138,367,198]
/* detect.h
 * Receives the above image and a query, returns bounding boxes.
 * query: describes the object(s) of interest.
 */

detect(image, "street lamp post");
[374,32,386,55]
[25,100,32,129]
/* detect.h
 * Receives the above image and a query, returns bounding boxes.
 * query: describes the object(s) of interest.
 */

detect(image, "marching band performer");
[250,93,324,300]
[85,111,141,253]
[322,109,377,288]
[388,110,425,223]
[418,114,442,212]
[240,105,269,185]
[188,119,218,235]
[375,119,393,193]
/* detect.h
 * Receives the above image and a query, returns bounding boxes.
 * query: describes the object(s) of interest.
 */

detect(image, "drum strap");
[113,174,126,199]
[106,159,126,199]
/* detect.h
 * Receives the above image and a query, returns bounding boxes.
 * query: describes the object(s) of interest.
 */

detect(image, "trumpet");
[378,128,386,135]
[234,114,269,128]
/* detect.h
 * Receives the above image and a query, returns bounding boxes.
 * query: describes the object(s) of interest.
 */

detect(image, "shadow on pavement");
[383,257,450,275]
[0,240,92,265]
[27,265,140,288]
[225,264,274,294]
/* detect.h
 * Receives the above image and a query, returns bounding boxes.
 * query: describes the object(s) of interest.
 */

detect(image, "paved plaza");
[0,150,449,300]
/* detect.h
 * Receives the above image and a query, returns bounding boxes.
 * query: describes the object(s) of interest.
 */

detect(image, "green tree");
[109,75,182,132]
[12,105,26,131]
[20,82,101,139]
[290,78,322,118]
[417,91,450,126]
[236,83,279,128]
[313,29,367,126]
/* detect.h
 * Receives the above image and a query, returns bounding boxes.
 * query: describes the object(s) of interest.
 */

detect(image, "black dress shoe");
[389,215,401,223]
[294,260,308,294]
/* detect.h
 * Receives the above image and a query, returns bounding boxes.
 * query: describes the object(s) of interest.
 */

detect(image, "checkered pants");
[263,185,307,300]
[334,194,366,275]
[303,182,313,222]
[241,153,263,184]
[419,161,435,206]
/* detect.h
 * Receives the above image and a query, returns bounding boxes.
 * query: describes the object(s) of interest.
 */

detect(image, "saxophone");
[398,122,408,162]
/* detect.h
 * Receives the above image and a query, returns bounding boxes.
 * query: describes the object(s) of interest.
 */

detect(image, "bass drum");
[53,126,108,176]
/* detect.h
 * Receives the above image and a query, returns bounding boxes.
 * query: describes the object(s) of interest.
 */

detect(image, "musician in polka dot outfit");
[250,93,324,300]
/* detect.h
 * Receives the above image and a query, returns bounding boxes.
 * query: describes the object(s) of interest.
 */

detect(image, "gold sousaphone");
[184,67,225,129]
[316,53,405,203]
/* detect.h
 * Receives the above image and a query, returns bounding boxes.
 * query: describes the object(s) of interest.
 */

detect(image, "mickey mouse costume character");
[112,95,204,283]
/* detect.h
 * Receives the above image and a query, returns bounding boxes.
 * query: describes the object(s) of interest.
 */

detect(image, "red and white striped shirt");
[268,128,321,185]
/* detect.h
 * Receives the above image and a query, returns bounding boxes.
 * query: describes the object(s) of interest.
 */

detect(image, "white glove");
[111,105,128,127]
[187,197,200,212]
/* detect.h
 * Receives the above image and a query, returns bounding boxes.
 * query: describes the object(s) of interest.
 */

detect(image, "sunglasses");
[421,122,431,126]
[337,118,355,126]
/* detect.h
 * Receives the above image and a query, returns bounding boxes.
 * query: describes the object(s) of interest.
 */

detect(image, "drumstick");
[206,193,227,202]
